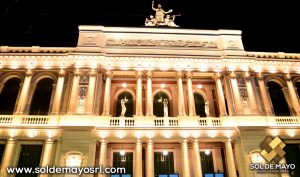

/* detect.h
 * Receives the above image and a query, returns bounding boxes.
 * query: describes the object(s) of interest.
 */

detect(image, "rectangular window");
[154,152,174,177]
[16,145,43,177]
[200,151,214,173]
[113,152,133,176]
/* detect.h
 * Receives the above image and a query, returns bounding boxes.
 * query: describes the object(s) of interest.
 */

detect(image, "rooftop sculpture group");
[145,1,180,27]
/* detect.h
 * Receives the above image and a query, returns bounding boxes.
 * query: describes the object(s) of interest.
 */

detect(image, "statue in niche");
[120,97,128,117]
[163,99,168,117]
[205,100,210,117]
[145,1,180,27]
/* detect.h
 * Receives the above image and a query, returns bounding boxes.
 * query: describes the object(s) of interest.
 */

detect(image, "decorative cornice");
[106,39,217,48]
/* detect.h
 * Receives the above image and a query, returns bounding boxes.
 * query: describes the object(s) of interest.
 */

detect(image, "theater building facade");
[0,26,299,177]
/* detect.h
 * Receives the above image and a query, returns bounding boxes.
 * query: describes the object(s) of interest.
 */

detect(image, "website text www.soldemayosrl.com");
[6,166,126,175]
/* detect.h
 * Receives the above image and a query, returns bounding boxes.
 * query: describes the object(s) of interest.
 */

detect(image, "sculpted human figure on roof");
[152,1,173,23]
[145,1,180,27]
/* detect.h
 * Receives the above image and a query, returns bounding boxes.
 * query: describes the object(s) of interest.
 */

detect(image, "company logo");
[260,136,286,163]
[250,136,295,174]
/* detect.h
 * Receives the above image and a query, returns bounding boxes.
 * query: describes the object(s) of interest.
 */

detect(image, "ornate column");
[214,73,227,116]
[135,139,143,177]
[186,72,196,116]
[67,69,80,114]
[98,139,107,177]
[285,74,300,115]
[85,69,97,114]
[177,72,186,116]
[146,71,154,116]
[51,70,65,114]
[225,140,237,177]
[233,139,246,177]
[102,71,113,116]
[135,71,143,116]
[192,139,203,177]
[244,72,258,114]
[0,138,16,177]
[15,70,32,114]
[181,139,191,177]
[257,73,273,116]
[40,138,54,177]
[146,139,154,177]
[229,72,243,114]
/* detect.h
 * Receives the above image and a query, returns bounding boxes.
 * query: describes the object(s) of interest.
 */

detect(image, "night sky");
[0,0,299,53]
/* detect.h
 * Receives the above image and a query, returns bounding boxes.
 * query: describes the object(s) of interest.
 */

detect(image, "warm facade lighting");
[287,129,295,137]
[192,131,200,138]
[117,131,126,139]
[199,65,208,72]
[208,131,216,138]
[120,150,126,156]
[47,131,54,138]
[27,130,37,138]
[181,131,189,138]
[122,83,127,88]
[160,83,166,88]
[227,64,236,71]
[204,149,211,155]
[163,131,172,139]
[224,131,232,138]
[197,84,203,89]
[135,131,143,139]
[241,65,249,72]
[271,129,279,136]
[146,131,154,139]
[163,150,168,156]
[99,131,108,139]
[268,66,277,73]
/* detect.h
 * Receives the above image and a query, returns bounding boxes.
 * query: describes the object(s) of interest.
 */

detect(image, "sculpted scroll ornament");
[106,39,217,48]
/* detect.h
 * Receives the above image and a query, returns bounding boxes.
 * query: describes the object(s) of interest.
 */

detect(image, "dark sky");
[0,0,299,53]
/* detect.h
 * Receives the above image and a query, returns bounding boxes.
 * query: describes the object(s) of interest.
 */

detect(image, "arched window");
[267,81,290,116]
[153,92,170,117]
[0,78,21,114]
[29,78,54,115]
[116,92,133,117]
[194,93,206,117]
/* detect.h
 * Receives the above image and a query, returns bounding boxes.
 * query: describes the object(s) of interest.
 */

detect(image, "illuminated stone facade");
[0,26,299,177]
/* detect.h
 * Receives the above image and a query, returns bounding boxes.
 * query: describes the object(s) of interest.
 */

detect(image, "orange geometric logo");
[260,136,286,163]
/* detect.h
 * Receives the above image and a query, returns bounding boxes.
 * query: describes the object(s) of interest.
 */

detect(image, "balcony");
[0,115,299,128]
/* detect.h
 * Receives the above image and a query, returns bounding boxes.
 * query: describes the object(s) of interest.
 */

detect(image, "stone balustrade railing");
[0,115,299,128]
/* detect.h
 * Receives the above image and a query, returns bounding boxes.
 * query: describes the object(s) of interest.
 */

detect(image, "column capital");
[146,71,152,78]
[243,71,252,79]
[256,72,264,80]
[176,71,184,79]
[213,72,222,80]
[105,71,113,78]
[99,139,107,144]
[136,71,143,78]
[88,69,97,76]
[229,72,236,78]
[186,71,193,79]
[7,137,15,142]
[25,69,33,76]
[58,69,66,76]
[45,138,54,143]
[74,69,81,76]
[284,73,292,81]
[181,139,188,143]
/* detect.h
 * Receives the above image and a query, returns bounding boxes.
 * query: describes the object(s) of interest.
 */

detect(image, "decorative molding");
[106,39,217,48]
